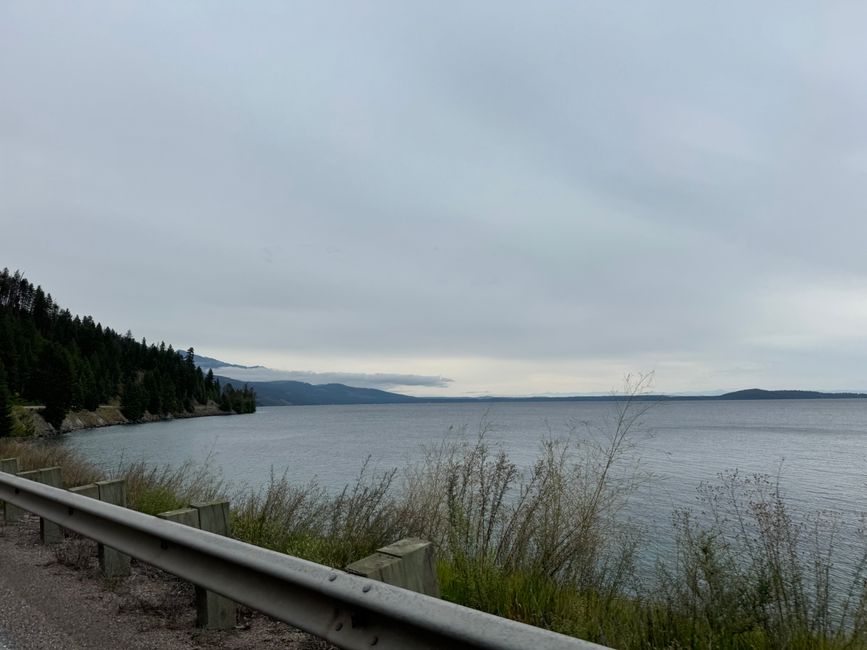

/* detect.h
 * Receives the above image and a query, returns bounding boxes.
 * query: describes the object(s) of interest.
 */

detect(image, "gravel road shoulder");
[0,515,330,649]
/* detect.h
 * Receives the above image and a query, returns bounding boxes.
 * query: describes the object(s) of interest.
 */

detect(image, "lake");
[57,399,867,581]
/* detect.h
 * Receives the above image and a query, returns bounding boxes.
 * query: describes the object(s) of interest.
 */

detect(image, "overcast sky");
[2,2,866,396]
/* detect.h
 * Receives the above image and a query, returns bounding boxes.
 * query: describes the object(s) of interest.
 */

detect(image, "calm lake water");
[58,400,867,579]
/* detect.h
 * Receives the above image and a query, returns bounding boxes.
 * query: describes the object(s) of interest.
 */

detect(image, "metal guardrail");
[0,472,612,650]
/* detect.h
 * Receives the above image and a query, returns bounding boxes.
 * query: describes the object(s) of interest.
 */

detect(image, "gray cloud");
[2,2,867,394]
[212,367,452,390]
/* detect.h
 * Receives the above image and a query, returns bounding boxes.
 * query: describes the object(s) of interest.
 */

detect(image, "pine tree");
[36,342,72,430]
[0,360,13,437]
[0,269,256,429]
[120,379,146,421]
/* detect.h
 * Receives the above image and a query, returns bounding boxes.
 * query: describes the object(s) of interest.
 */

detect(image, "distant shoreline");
[413,389,867,403]
[215,375,867,407]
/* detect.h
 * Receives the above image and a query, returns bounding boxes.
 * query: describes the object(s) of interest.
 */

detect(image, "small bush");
[116,567,194,627]
[53,534,97,571]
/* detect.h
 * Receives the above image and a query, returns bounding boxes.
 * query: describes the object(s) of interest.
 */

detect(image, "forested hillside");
[217,376,420,406]
[0,268,255,435]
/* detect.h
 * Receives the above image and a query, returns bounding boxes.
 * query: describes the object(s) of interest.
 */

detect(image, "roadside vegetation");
[1,378,866,648]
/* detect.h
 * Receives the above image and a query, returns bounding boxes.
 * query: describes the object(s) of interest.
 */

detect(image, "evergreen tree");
[121,379,147,421]
[219,385,233,412]
[0,269,256,425]
[79,363,100,410]
[218,383,257,414]
[194,366,206,403]
[0,360,13,437]
[36,342,72,430]
[144,370,163,415]
[32,286,49,329]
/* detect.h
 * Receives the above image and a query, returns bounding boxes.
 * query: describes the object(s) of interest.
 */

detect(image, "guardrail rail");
[0,470,613,650]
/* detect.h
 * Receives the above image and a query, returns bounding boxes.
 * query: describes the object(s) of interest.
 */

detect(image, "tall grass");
[231,460,403,567]
[649,471,867,649]
[392,375,650,644]
[118,457,227,515]
[0,438,103,486]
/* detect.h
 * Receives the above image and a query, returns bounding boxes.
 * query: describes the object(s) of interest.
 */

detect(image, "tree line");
[0,268,255,435]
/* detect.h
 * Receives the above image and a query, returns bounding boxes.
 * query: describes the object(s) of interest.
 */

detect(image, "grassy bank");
[2,406,866,649]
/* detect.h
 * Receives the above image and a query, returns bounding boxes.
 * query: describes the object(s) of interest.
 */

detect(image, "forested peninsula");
[0,269,255,436]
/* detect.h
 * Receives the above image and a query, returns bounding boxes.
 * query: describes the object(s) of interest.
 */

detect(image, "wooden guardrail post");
[346,538,440,597]
[67,483,99,539]
[159,500,237,630]
[95,479,131,577]
[0,458,23,523]
[158,507,200,527]
[69,481,131,577]
[69,484,99,498]
[191,500,237,630]
[17,466,63,544]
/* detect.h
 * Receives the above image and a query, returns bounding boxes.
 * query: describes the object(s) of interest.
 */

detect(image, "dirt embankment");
[18,402,230,437]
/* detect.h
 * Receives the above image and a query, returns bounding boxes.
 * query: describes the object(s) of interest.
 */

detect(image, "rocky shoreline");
[17,402,232,437]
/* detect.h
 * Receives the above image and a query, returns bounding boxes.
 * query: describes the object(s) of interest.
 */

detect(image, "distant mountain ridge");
[216,377,418,406]
[215,373,867,407]
[200,350,867,406]
[184,353,261,371]
[718,388,867,400]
